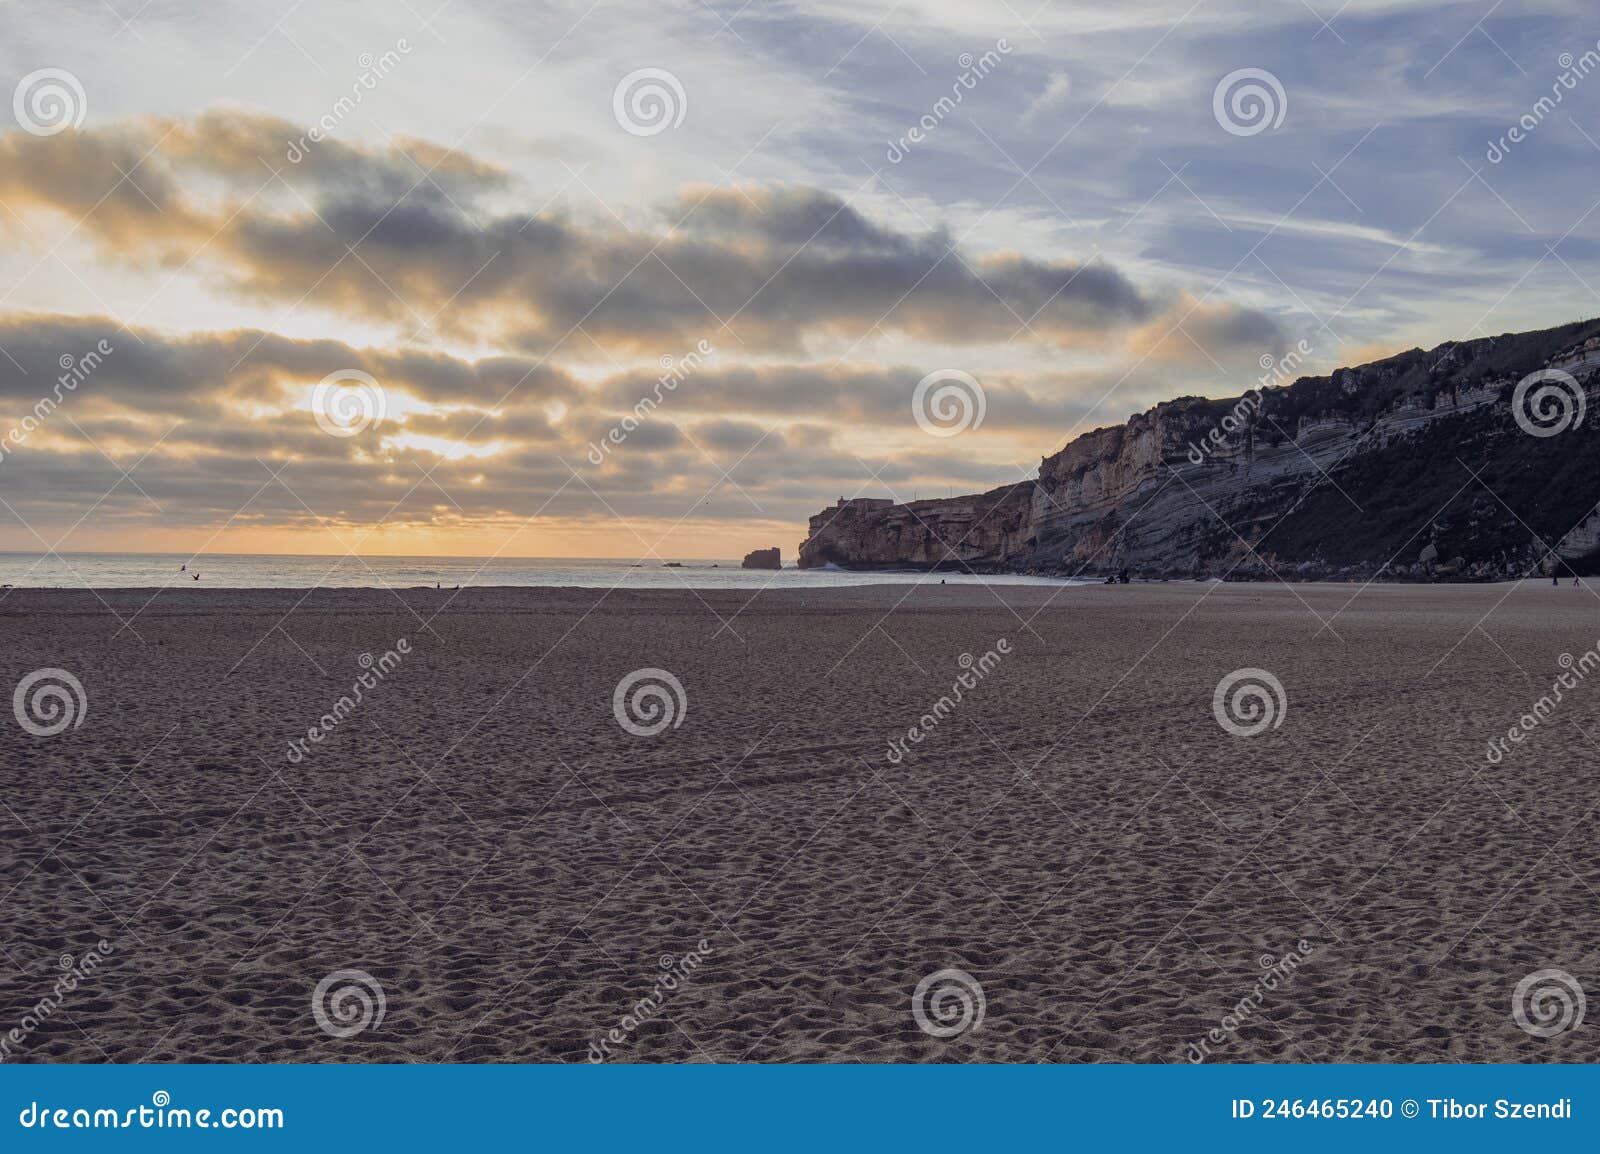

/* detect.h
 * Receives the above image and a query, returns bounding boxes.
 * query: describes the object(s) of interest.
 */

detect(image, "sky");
[1,0,1598,559]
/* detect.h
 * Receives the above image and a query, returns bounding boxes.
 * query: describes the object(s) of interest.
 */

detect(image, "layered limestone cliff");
[798,489,1034,571]
[798,319,1600,580]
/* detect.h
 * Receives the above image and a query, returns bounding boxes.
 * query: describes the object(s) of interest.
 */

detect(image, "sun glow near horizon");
[0,1,1592,560]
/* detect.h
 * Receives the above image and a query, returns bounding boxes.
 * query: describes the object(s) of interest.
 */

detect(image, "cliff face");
[798,319,1600,579]
[800,487,1035,572]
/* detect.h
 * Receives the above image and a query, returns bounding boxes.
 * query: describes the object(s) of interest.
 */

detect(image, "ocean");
[0,552,1089,590]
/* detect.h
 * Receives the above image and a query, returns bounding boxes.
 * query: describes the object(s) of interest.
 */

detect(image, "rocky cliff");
[798,319,1600,580]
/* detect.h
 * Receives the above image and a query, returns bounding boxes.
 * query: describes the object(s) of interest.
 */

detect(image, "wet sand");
[1,580,1598,1063]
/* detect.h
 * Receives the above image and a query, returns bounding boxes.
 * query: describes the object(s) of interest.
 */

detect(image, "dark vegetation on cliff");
[1246,395,1600,574]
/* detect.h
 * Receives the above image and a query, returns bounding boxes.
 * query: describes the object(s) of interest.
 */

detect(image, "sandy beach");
[2,580,1598,1063]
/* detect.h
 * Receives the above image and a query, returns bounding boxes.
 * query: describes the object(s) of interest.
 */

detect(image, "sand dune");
[1,581,1597,1062]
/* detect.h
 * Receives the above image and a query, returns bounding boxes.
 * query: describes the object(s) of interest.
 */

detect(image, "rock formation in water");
[741,547,781,570]
[799,319,1600,580]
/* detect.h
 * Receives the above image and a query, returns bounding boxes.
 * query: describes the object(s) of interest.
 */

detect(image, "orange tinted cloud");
[0,113,1285,360]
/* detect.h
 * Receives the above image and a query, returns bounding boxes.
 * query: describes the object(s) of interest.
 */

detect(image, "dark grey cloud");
[0,315,1184,540]
[0,113,1287,358]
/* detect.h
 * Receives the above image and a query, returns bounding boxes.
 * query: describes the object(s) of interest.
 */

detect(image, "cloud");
[0,305,1241,553]
[1023,71,1072,123]
[0,313,1213,547]
[0,112,1287,361]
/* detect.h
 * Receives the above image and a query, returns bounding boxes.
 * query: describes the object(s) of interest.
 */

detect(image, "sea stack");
[741,547,781,570]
